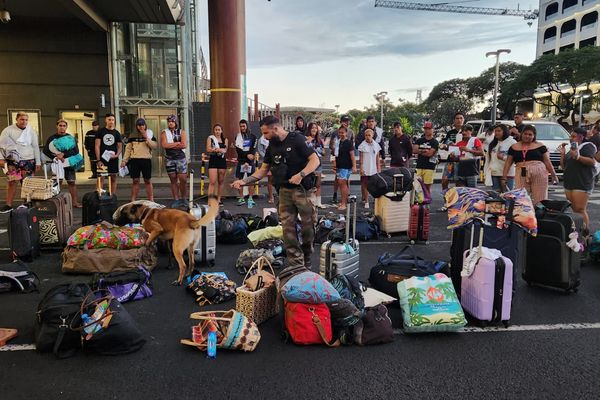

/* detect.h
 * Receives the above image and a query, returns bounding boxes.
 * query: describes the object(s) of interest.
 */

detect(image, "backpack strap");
[311,312,340,348]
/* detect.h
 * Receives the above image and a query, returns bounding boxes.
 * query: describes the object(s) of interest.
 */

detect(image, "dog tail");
[190,195,219,229]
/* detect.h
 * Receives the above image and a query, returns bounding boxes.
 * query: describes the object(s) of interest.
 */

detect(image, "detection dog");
[119,195,219,285]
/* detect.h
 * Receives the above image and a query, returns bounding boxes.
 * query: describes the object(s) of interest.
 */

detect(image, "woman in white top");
[358,129,381,209]
[488,124,516,192]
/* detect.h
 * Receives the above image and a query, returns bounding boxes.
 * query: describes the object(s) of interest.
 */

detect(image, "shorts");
[208,156,227,170]
[128,159,152,180]
[100,159,119,174]
[442,162,456,180]
[565,188,594,195]
[415,168,435,185]
[166,157,188,175]
[63,167,76,183]
[235,162,256,179]
[6,159,35,181]
[360,175,370,185]
[336,168,352,180]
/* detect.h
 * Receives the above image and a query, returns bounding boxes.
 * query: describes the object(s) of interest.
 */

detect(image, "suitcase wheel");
[208,260,215,268]
[410,240,415,245]
[502,320,510,328]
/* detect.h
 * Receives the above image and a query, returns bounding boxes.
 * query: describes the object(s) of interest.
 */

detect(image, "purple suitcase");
[460,224,513,327]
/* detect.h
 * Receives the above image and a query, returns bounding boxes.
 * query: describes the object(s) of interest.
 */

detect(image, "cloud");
[246,0,536,67]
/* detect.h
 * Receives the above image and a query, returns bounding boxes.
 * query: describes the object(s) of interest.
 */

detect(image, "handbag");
[0,260,40,293]
[236,257,277,325]
[284,302,339,346]
[281,271,341,304]
[21,176,59,201]
[353,304,394,346]
[71,290,146,355]
[90,266,153,303]
[180,310,261,352]
[34,283,91,358]
[188,273,236,306]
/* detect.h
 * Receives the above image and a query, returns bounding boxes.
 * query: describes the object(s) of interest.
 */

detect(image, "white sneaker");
[364,202,369,209]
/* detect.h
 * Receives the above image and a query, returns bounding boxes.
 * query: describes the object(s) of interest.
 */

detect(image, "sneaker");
[0,205,13,213]
[247,198,256,208]
[364,202,369,209]
[331,194,338,204]
[237,197,246,206]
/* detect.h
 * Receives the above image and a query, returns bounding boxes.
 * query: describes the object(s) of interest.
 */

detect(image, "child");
[358,129,381,209]
[332,126,356,211]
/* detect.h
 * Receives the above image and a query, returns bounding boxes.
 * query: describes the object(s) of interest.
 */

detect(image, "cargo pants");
[278,186,317,270]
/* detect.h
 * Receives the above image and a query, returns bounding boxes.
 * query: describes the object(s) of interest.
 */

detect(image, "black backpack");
[34,283,91,358]
[367,167,413,200]
[330,274,366,311]
[0,260,39,293]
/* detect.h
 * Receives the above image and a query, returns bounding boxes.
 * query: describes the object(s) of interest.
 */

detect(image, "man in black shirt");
[413,121,439,192]
[510,112,526,141]
[235,119,257,207]
[232,116,320,270]
[84,120,99,179]
[388,122,413,168]
[95,113,123,194]
[439,112,464,211]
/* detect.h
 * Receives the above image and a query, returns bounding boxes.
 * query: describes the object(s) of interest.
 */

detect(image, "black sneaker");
[0,205,13,213]
[331,194,338,204]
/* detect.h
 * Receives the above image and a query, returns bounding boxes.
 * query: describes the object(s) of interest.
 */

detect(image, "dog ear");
[129,204,141,215]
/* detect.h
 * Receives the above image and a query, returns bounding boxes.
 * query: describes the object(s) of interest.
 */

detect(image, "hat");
[463,124,474,132]
[423,121,433,129]
[166,114,177,122]
[135,118,146,126]
[340,115,350,122]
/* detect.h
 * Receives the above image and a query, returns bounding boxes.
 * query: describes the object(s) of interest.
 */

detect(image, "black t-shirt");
[507,145,547,163]
[95,127,122,155]
[336,139,354,169]
[415,137,439,170]
[388,134,413,167]
[564,142,597,191]
[84,130,96,154]
[263,132,315,188]
[442,128,461,145]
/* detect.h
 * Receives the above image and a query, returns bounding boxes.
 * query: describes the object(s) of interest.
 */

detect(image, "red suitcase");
[409,204,429,244]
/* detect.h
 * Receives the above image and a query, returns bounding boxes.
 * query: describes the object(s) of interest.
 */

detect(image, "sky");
[198,0,540,113]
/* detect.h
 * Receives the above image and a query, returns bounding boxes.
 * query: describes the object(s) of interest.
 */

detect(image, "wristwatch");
[300,171,306,178]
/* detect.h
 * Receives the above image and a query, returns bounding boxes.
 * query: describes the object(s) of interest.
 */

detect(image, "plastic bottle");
[81,313,97,335]
[207,324,217,359]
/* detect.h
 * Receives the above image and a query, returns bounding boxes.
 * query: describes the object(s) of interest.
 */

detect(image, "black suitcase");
[523,211,583,292]
[450,219,526,295]
[8,205,40,262]
[82,175,117,226]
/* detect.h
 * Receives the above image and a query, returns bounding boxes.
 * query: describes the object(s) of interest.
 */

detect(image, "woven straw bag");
[235,256,277,325]
[21,176,59,201]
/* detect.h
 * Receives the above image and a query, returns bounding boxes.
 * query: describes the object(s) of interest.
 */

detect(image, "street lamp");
[486,49,511,125]
[375,91,388,129]
[573,93,591,126]
[334,104,340,114]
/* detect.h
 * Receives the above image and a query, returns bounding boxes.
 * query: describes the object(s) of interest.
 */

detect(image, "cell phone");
[570,142,578,151]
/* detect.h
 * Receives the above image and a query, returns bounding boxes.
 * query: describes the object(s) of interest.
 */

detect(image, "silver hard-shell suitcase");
[319,195,360,280]
[189,170,216,266]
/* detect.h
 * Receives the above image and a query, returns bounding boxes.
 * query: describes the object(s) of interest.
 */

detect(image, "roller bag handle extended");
[189,168,195,211]
[344,195,358,247]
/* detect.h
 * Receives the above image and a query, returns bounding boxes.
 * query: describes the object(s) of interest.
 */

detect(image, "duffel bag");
[0,260,40,293]
[367,167,413,199]
[67,222,148,250]
[369,245,449,297]
[62,245,158,274]
[235,248,275,274]
[71,291,145,355]
[34,283,91,358]
[235,213,263,232]
[284,302,338,346]
[216,215,248,244]
[353,304,394,345]
[354,214,381,241]
[90,266,153,303]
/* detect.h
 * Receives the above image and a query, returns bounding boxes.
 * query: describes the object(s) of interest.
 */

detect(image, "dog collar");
[140,207,152,222]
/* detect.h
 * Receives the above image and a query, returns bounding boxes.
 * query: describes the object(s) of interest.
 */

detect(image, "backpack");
[236,213,263,233]
[315,214,345,244]
[353,304,394,346]
[0,260,39,293]
[354,214,381,241]
[329,274,366,311]
[216,213,248,244]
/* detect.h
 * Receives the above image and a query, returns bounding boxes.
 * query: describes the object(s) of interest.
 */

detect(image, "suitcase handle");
[189,168,194,211]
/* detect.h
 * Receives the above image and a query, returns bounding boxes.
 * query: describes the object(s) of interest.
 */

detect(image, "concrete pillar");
[575,15,582,48]
[208,0,246,160]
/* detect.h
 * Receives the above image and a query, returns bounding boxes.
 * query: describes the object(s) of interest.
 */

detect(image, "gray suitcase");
[319,195,360,280]
[188,170,216,266]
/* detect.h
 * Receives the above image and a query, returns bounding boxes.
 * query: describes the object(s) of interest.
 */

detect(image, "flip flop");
[73,204,83,208]
[0,328,18,347]
[180,338,207,350]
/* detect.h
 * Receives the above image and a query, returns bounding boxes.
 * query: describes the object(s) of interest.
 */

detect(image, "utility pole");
[486,49,511,125]
[574,93,591,126]
[375,91,388,129]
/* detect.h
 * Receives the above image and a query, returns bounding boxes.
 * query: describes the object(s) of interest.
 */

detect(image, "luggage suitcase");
[82,172,118,226]
[320,195,360,280]
[188,170,216,266]
[409,204,429,244]
[460,224,513,327]
[523,210,583,292]
[8,205,40,262]
[374,174,411,234]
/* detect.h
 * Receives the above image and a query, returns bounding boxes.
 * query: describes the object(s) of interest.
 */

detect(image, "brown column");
[208,0,246,159]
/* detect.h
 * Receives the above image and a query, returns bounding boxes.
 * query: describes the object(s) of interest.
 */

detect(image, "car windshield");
[529,124,570,140]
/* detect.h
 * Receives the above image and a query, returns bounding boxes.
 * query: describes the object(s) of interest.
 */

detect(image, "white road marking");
[0,344,36,351]
[393,322,600,335]
[0,229,6,235]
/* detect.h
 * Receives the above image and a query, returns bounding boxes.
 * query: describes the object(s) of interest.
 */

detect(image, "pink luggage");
[460,224,513,327]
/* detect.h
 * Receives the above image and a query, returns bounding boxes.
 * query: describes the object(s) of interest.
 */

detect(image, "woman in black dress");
[206,124,228,205]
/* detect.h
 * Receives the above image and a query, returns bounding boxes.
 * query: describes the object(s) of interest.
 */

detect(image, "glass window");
[529,124,570,140]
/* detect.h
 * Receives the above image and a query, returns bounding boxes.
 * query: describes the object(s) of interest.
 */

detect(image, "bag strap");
[311,309,340,348]
[243,256,276,282]
[53,317,78,359]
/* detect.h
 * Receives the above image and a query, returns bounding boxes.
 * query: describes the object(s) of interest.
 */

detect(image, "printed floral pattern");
[67,224,148,250]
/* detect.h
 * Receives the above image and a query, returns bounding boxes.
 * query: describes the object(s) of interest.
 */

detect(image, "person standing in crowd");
[586,124,600,150]
[388,122,413,168]
[207,123,228,206]
[121,118,157,202]
[488,124,517,192]
[329,115,355,204]
[293,116,306,135]
[356,115,384,164]
[306,122,325,208]
[510,112,526,141]
[257,131,274,204]
[161,114,188,206]
[43,119,83,207]
[84,120,99,179]
[560,127,598,232]
[413,121,439,193]
[232,116,319,270]
[95,113,122,195]
[481,126,495,187]
[358,128,381,209]
[235,119,257,208]
[333,126,356,211]
[439,112,465,210]
[453,124,483,188]
[503,125,558,205]
[0,111,41,212]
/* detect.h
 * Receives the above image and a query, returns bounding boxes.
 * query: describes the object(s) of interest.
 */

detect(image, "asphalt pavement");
[1,182,600,400]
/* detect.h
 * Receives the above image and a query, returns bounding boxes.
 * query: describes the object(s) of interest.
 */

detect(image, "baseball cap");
[423,121,433,129]
[166,114,177,122]
[135,118,146,126]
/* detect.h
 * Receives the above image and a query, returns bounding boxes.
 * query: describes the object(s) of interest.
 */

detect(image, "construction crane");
[374,0,539,23]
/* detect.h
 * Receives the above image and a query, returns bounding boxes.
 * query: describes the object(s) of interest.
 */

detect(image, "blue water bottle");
[207,326,217,359]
